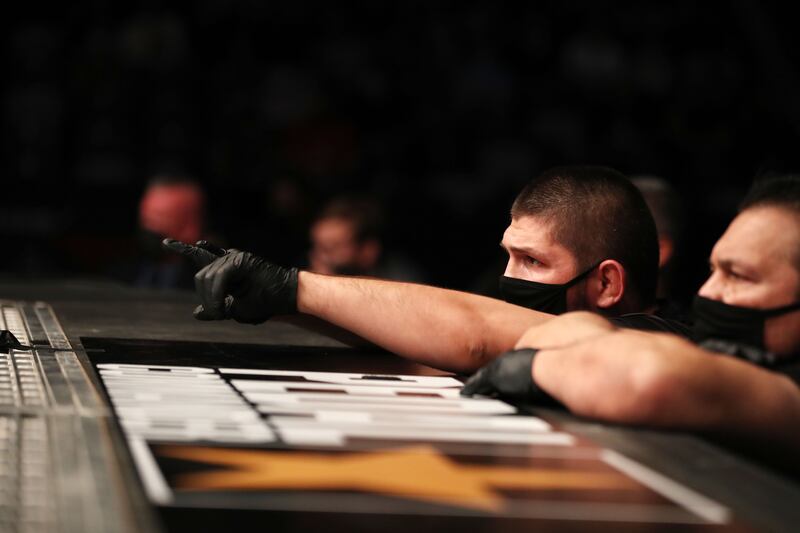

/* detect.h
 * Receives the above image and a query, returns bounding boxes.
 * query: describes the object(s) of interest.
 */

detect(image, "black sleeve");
[697,338,800,387]
[609,313,692,338]
[775,361,800,387]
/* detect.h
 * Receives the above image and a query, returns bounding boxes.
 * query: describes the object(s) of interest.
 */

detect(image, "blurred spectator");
[116,175,209,289]
[255,175,317,266]
[308,195,425,282]
[631,175,688,317]
[3,2,797,289]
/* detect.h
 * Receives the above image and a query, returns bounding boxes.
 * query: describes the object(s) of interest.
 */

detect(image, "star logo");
[158,445,638,512]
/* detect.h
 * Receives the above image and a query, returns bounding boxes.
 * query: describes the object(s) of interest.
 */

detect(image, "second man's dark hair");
[740,174,800,215]
[739,174,800,272]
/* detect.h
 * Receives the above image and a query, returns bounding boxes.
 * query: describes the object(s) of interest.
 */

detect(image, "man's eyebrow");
[716,257,758,277]
[500,241,538,256]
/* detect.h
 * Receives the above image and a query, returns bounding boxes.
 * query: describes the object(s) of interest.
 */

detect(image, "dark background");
[3,0,799,304]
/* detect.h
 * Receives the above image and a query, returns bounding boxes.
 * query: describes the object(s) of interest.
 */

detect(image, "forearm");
[533,331,800,450]
[650,350,800,448]
[297,271,552,372]
[530,332,660,422]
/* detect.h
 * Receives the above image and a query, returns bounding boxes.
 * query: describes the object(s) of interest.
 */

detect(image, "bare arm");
[161,239,553,373]
[512,311,619,350]
[298,271,553,372]
[529,329,800,450]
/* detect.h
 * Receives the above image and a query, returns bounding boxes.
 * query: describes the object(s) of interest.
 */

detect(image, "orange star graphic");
[158,445,638,512]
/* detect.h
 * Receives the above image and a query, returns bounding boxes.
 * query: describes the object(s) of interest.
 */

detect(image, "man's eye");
[720,268,750,282]
[526,256,541,266]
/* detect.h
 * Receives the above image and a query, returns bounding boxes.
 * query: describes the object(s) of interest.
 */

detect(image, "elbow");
[453,312,501,373]
[417,332,491,375]
[615,366,679,425]
[459,336,492,374]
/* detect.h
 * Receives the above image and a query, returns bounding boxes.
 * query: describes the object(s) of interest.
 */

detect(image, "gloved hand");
[162,239,299,324]
[460,348,555,403]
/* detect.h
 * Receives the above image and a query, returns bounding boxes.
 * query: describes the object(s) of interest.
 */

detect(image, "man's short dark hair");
[740,174,800,271]
[511,166,659,308]
[740,174,800,215]
[316,195,385,243]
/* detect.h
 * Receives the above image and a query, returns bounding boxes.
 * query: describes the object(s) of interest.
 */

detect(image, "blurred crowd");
[3,1,799,306]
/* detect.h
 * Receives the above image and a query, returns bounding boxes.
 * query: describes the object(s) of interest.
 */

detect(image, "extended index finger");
[162,238,219,268]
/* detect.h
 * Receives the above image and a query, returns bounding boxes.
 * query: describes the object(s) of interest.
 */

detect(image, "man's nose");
[503,258,517,278]
[697,271,724,301]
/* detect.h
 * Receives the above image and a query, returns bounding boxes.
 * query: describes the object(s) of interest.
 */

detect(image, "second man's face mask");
[692,295,800,350]
[499,263,599,315]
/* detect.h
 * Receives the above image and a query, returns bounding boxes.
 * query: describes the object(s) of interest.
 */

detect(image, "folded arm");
[528,328,800,450]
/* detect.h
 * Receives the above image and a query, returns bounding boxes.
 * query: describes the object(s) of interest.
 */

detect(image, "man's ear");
[593,259,625,309]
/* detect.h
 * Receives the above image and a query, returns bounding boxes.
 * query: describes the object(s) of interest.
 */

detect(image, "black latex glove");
[162,239,299,324]
[163,239,226,267]
[460,348,554,403]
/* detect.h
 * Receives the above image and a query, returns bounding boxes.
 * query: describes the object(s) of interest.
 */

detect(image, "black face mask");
[499,263,599,314]
[692,295,800,350]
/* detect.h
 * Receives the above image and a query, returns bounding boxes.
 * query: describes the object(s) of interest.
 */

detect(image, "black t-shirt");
[775,356,800,387]
[609,313,692,337]
[698,338,800,387]
[776,360,800,385]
